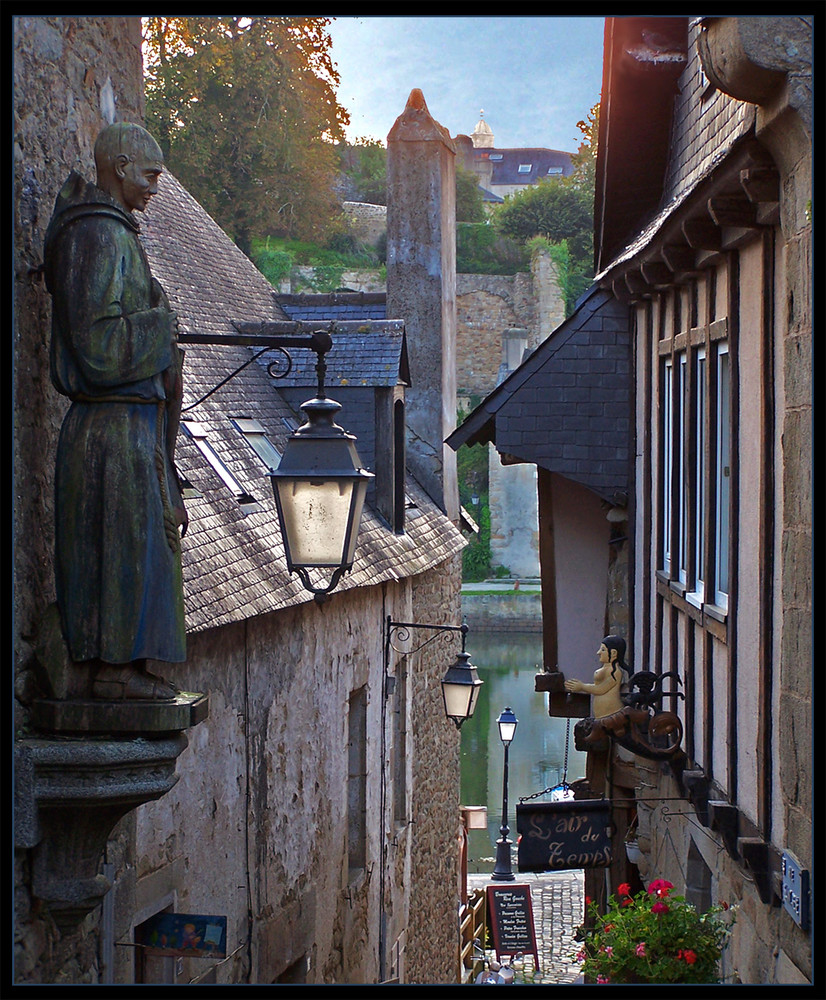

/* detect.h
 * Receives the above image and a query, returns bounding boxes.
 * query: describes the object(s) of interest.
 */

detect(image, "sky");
[326,15,606,153]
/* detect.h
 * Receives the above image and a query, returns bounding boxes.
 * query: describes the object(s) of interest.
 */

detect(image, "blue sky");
[326,15,606,153]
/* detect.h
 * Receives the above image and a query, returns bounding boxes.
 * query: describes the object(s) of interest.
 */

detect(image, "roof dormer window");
[518,163,532,173]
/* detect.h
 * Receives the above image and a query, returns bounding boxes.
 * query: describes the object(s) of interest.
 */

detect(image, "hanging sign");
[137,912,227,959]
[485,884,540,970]
[516,798,613,872]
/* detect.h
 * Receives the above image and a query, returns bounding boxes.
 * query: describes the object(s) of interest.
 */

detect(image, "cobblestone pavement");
[467,870,585,985]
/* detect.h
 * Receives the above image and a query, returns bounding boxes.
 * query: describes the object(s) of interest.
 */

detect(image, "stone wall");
[406,552,464,984]
[121,583,409,986]
[456,249,564,401]
[13,15,145,984]
[456,273,534,399]
[342,201,387,247]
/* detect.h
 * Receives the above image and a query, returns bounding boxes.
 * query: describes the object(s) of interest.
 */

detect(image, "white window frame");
[687,348,707,607]
[713,343,730,610]
[662,357,674,574]
[677,353,688,586]
[182,420,260,512]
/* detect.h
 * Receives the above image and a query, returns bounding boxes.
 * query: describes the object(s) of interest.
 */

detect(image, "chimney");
[386,89,459,523]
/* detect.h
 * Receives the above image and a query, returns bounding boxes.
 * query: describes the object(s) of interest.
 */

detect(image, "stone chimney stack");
[386,89,459,522]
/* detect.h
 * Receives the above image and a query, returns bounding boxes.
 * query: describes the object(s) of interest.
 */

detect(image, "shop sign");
[137,912,227,959]
[516,799,613,872]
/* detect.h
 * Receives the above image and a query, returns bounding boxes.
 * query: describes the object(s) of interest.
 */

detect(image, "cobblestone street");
[467,870,585,985]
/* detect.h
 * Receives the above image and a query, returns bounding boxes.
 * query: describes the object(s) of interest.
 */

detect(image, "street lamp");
[178,325,373,600]
[491,706,518,882]
[385,618,483,729]
[269,333,373,599]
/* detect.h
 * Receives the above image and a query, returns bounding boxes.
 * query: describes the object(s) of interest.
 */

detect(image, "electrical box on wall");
[781,851,810,931]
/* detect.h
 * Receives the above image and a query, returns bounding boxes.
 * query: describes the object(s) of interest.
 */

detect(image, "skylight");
[231,417,282,473]
[182,420,260,514]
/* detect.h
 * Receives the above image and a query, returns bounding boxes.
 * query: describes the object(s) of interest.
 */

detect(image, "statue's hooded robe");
[44,172,186,664]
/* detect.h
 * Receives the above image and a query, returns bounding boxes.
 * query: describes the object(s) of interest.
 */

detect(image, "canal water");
[460,631,589,874]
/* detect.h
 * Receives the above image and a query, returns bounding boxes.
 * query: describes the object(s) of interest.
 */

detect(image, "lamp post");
[385,618,483,729]
[491,706,518,882]
[177,325,373,600]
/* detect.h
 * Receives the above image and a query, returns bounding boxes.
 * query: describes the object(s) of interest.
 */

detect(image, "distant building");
[455,111,575,203]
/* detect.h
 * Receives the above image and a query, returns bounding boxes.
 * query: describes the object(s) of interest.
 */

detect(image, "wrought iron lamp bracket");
[385,618,468,658]
[177,322,335,410]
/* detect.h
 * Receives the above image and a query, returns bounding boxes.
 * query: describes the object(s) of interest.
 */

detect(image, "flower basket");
[573,879,736,984]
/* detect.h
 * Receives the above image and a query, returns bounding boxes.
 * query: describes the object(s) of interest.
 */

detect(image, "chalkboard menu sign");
[516,799,613,872]
[486,884,540,969]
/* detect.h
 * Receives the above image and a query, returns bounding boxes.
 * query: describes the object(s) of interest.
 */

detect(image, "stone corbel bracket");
[15,733,188,928]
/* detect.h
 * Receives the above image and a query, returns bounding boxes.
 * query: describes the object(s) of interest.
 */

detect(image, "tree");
[338,138,387,205]
[494,178,593,262]
[491,104,599,315]
[455,164,485,223]
[568,102,600,197]
[143,16,350,253]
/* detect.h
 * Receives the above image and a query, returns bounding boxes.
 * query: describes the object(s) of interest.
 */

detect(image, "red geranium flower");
[647,879,674,898]
[651,901,669,915]
[617,882,631,896]
[683,949,698,964]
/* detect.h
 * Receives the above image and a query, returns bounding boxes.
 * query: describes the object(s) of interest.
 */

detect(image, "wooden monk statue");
[564,635,628,719]
[44,122,187,701]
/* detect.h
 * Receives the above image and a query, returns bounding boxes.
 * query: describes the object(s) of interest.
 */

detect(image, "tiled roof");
[139,173,464,630]
[472,147,574,187]
[447,285,631,501]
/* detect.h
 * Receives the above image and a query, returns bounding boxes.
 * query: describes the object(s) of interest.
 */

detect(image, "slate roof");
[446,284,631,502]
[139,172,464,631]
[257,294,408,389]
[470,147,574,187]
[277,291,387,323]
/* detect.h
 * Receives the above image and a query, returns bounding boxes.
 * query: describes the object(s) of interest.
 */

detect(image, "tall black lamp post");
[491,706,518,882]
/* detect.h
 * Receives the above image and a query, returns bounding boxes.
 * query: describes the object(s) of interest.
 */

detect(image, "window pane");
[694,349,706,598]
[715,346,730,606]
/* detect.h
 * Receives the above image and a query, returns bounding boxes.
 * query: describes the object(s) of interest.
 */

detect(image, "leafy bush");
[456,223,529,275]
[251,235,383,291]
[574,880,736,984]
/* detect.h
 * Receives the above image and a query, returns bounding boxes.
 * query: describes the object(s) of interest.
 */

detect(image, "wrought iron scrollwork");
[575,670,686,761]
[385,618,469,658]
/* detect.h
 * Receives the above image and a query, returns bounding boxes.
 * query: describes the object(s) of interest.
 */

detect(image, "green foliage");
[338,138,387,205]
[568,102,600,197]
[456,223,529,275]
[456,164,485,223]
[528,236,591,316]
[574,880,736,984]
[462,501,491,582]
[251,245,294,286]
[143,16,349,253]
[456,428,491,581]
[251,235,383,292]
[494,177,593,262]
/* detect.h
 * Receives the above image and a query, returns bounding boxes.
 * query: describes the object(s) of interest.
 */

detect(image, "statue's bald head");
[95,122,163,175]
[94,122,164,213]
